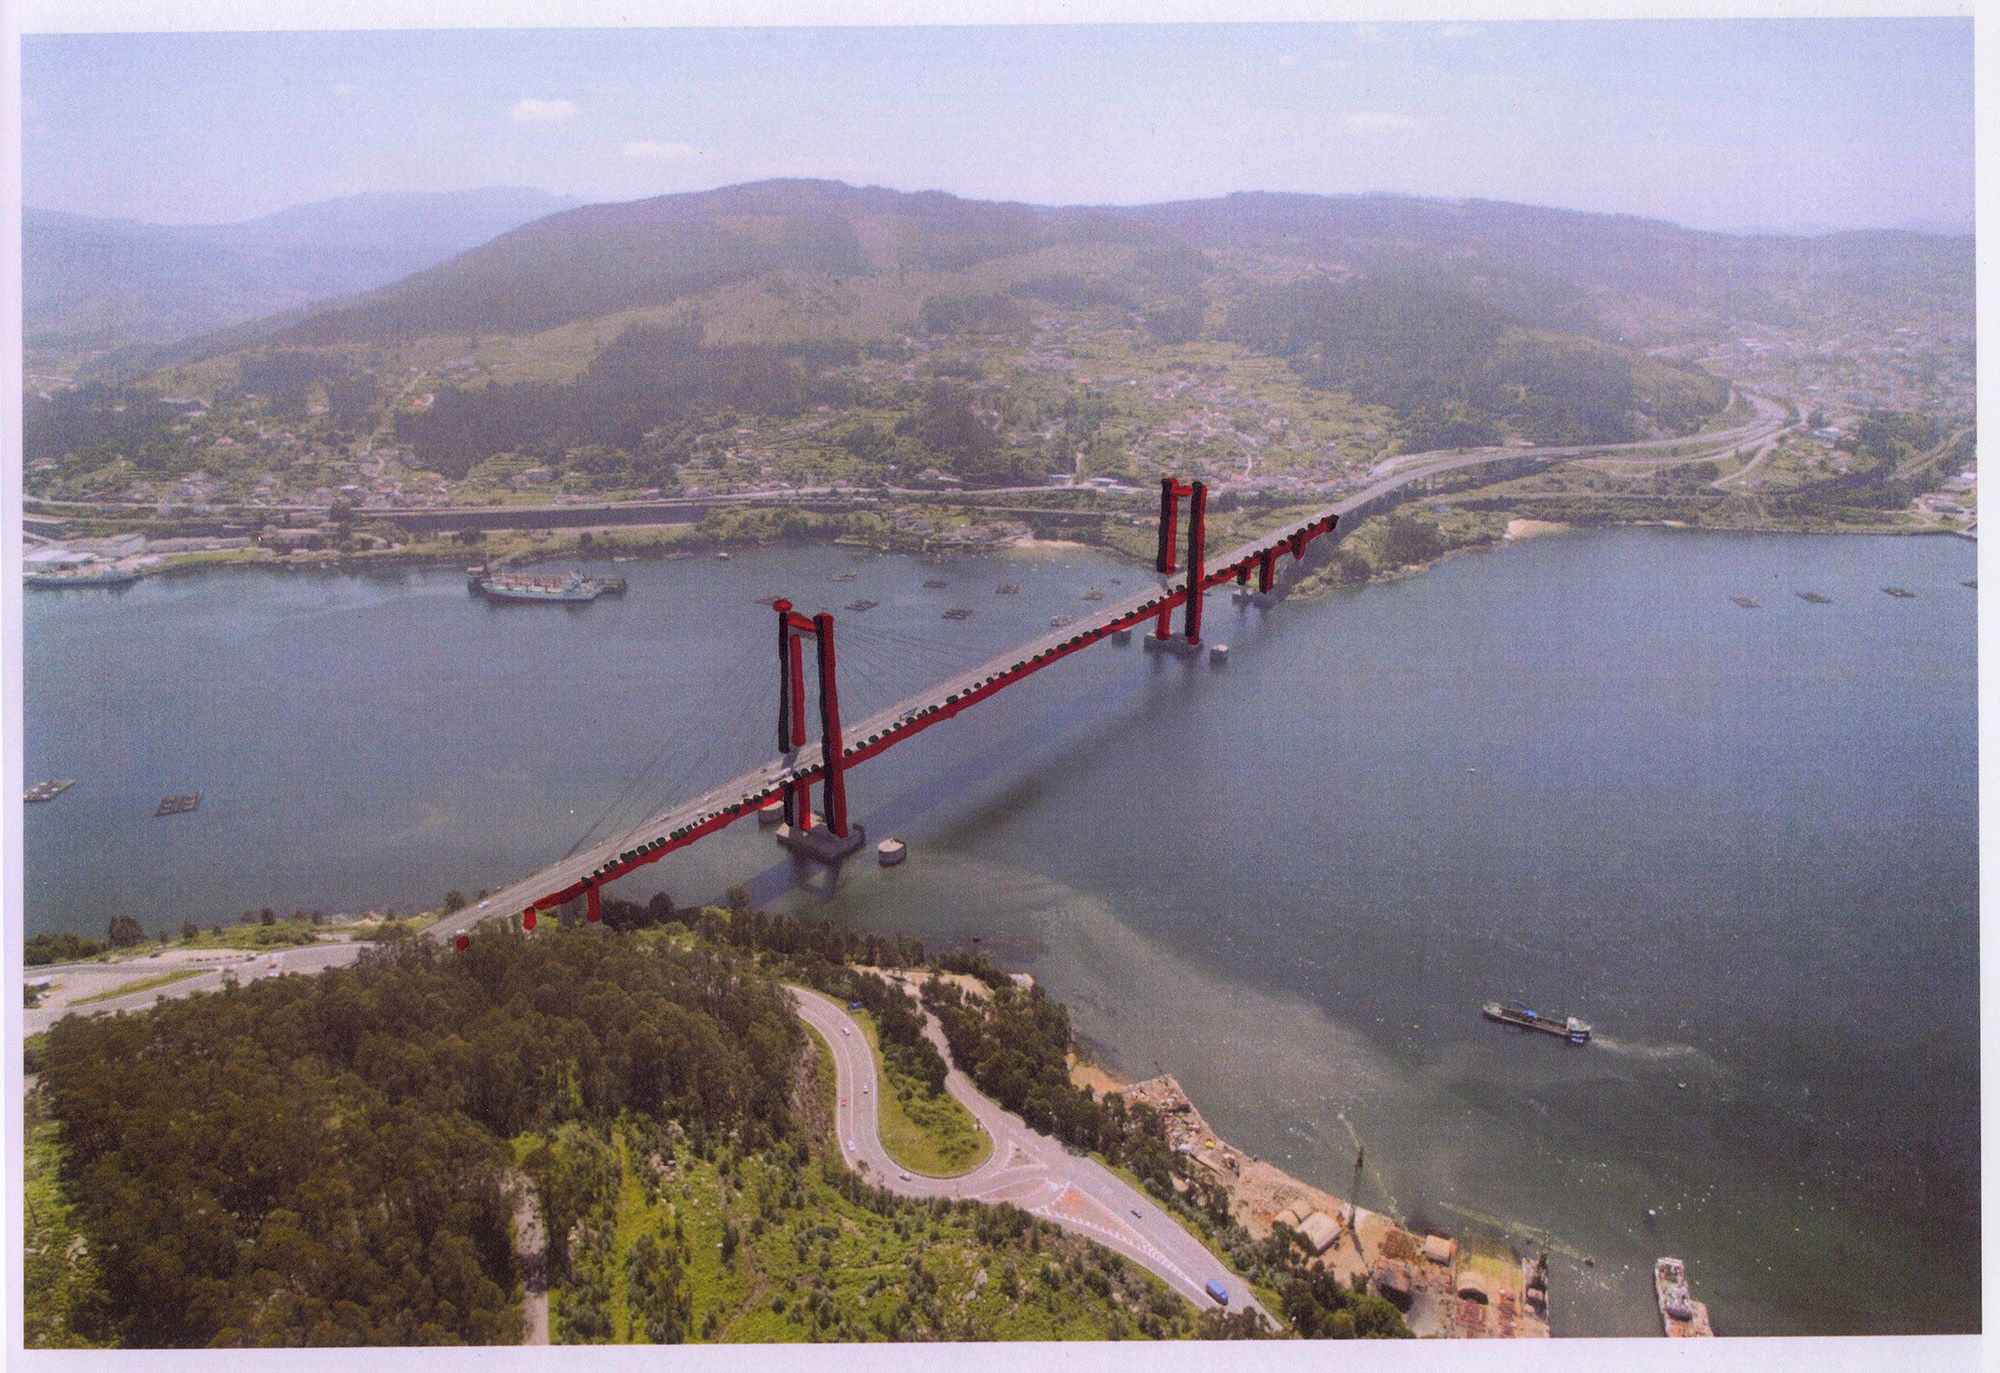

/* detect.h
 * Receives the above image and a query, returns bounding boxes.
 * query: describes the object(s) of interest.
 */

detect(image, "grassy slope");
[540,1121,1192,1343]
[23,1107,109,1348]
[851,1011,993,1177]
[72,967,206,1005]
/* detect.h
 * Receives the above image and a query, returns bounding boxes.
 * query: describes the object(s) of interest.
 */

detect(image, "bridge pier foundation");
[1141,635,1204,659]
[776,814,867,864]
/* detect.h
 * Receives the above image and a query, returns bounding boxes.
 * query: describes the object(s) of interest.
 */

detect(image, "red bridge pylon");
[1149,476,1211,654]
[772,599,866,863]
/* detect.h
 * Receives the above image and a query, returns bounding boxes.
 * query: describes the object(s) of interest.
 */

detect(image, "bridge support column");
[586,885,601,923]
[1182,480,1207,646]
[771,600,866,864]
[1145,475,1207,657]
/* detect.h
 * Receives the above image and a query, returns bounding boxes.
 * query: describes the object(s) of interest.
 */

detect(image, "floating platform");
[156,792,203,817]
[877,838,908,867]
[1882,586,1916,599]
[776,817,867,864]
[1082,589,1106,601]
[1208,643,1230,664]
[1112,628,1133,645]
[756,799,785,827]
[24,778,75,803]
[1729,596,1760,609]
[1795,591,1832,604]
[995,582,1021,595]
[923,578,949,589]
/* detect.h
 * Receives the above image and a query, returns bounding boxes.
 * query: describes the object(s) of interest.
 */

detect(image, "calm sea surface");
[23,529,1978,1336]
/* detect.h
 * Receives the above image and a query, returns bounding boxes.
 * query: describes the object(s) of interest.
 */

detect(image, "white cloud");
[511,97,579,124]
[1344,111,1419,131]
[622,139,705,162]
[1277,53,1299,68]
[332,82,356,97]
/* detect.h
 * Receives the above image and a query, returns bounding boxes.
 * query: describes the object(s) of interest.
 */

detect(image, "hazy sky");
[20,18,1975,233]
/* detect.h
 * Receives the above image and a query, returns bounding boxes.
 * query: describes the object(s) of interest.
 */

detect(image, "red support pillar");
[1258,551,1275,593]
[813,612,850,838]
[586,885,602,923]
[1155,478,1187,641]
[1182,480,1207,646]
[788,634,807,749]
[774,599,812,827]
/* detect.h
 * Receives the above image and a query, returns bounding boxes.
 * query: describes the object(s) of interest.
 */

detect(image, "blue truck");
[1205,1278,1230,1306]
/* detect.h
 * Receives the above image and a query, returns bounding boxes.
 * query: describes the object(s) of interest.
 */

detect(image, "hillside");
[24,186,581,367]
[24,180,1970,522]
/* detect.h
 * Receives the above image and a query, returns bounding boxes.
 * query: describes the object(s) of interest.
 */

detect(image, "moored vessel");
[472,569,623,603]
[1654,1257,1713,1336]
[25,565,140,588]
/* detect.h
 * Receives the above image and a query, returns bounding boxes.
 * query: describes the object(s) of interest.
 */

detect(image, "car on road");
[842,1026,850,1036]
[899,1171,912,1181]
[1131,1208,1142,1219]
[846,1139,856,1152]
[1205,1279,1230,1307]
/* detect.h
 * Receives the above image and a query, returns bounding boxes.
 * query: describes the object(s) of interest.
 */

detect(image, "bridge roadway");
[29,392,1793,1013]
[426,389,1793,942]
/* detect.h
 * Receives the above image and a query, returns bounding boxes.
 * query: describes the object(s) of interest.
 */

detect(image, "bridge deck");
[433,393,1790,929]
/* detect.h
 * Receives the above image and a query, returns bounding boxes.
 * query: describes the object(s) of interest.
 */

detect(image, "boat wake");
[1587,1034,1705,1063]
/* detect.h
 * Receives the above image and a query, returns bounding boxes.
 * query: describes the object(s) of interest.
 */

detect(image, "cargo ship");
[25,565,140,589]
[1482,999,1591,1044]
[470,568,626,603]
[1654,1257,1713,1336]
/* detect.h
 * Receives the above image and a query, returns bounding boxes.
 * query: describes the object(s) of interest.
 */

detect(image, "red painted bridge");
[429,421,1780,944]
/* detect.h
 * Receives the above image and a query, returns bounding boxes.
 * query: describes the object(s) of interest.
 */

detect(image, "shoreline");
[1069,1056,1551,1339]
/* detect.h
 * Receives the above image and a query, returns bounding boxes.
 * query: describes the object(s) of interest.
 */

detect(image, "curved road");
[791,983,1269,1324]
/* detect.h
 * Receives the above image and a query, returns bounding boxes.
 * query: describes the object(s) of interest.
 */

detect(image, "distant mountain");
[94,180,1971,477]
[217,180,1970,357]
[24,186,582,361]
[265,180,1183,346]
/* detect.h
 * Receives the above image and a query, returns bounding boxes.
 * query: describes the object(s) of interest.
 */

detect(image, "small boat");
[1654,1257,1713,1337]
[832,572,858,582]
[923,578,949,589]
[1050,613,1076,628]
[996,582,1021,595]
[1082,588,1106,601]
[943,607,973,620]
[1882,586,1915,599]
[1729,596,1760,609]
[24,778,75,803]
[715,551,732,561]
[1796,591,1832,604]
[1482,999,1591,1044]
[846,599,879,612]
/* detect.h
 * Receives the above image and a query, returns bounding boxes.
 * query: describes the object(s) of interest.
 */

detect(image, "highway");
[791,983,1269,1321]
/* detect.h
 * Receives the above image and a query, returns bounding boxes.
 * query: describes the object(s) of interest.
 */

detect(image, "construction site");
[1114,1073,1551,1339]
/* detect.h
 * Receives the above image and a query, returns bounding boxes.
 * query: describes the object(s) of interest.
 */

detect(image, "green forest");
[29,902,1412,1347]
